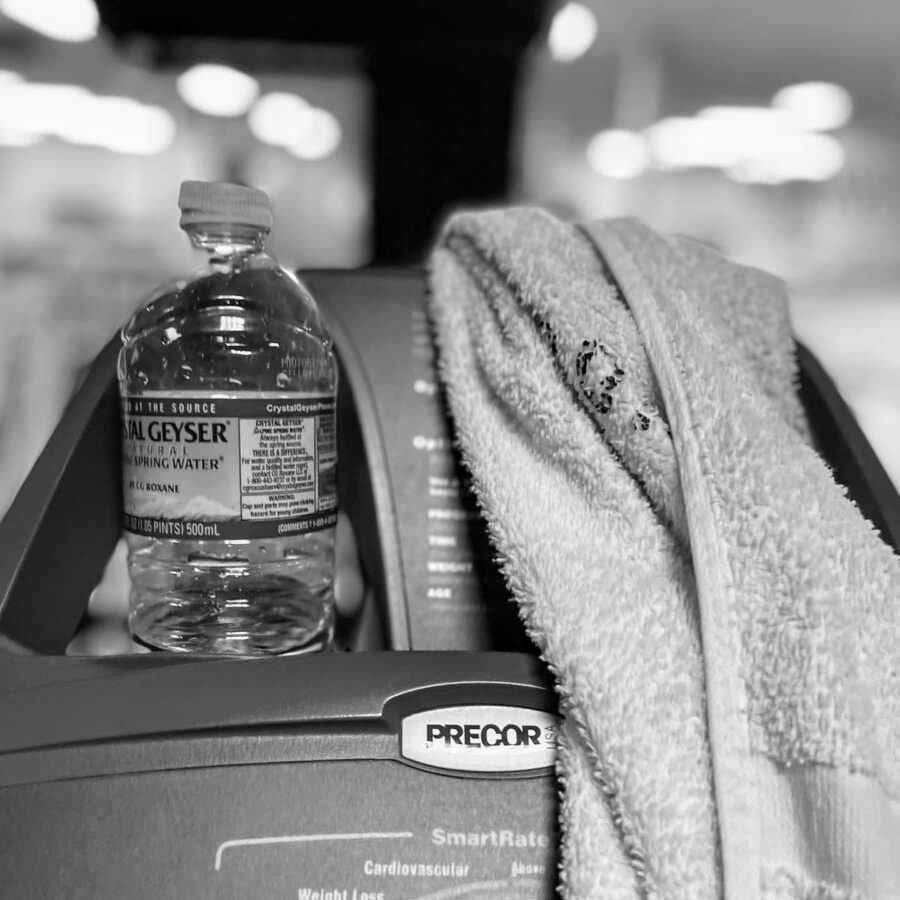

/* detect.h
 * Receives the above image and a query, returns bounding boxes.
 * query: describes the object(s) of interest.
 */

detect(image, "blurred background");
[0,0,897,517]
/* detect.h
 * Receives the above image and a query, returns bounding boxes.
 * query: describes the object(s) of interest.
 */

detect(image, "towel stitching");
[582,219,759,900]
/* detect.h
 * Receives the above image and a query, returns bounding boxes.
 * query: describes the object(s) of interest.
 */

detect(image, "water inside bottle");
[124,388,335,655]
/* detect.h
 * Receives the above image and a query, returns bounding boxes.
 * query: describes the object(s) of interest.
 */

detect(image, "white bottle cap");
[178,180,273,231]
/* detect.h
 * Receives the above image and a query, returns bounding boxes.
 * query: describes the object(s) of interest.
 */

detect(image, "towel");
[426,209,900,899]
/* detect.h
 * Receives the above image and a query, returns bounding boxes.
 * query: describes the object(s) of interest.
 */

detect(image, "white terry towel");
[427,209,900,899]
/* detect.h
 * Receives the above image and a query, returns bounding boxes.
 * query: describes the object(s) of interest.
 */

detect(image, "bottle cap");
[178,180,273,231]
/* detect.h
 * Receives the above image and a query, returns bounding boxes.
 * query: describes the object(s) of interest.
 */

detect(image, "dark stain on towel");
[575,339,623,417]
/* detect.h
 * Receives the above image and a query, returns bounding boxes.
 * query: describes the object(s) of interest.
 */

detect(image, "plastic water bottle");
[119,181,338,655]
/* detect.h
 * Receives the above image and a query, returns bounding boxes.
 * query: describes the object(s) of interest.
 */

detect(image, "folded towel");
[427,209,900,899]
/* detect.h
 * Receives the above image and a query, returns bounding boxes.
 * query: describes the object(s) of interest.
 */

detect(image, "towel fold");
[427,209,900,899]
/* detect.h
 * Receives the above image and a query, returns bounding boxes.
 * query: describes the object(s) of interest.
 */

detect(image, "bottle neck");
[184,223,269,269]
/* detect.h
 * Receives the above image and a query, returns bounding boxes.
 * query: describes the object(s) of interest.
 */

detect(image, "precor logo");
[425,722,542,748]
[400,705,559,774]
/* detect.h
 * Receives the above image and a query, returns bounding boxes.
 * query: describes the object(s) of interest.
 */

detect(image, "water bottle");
[119,180,338,655]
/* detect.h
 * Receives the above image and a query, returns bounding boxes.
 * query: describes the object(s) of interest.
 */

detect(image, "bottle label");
[121,393,337,540]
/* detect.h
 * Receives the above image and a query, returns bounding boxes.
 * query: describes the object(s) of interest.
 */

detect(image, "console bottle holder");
[0,270,897,899]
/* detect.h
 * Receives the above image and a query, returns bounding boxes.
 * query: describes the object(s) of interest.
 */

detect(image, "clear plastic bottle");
[119,181,338,655]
